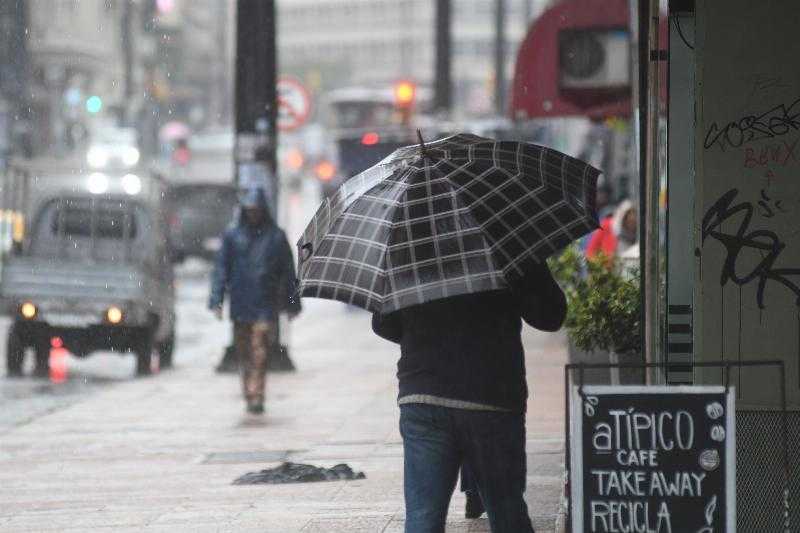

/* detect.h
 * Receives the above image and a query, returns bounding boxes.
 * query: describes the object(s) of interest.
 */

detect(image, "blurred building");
[0,2,30,161]
[2,0,234,159]
[144,0,234,128]
[277,0,552,118]
[22,0,125,154]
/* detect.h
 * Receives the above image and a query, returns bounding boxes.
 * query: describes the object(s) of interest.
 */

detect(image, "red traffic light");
[361,132,380,146]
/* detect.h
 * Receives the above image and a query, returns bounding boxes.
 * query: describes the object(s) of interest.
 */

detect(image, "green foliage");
[547,246,641,355]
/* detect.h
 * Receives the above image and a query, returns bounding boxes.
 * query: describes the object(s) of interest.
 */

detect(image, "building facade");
[24,0,124,153]
[7,0,233,158]
[277,0,549,118]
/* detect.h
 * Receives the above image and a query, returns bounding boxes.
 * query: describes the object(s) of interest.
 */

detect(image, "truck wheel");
[33,336,51,379]
[134,330,154,377]
[6,324,25,377]
[157,334,175,369]
[33,334,50,378]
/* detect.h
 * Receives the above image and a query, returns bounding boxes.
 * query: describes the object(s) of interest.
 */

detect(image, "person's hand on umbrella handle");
[299,242,313,263]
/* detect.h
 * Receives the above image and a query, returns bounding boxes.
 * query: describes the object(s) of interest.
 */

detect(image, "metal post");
[434,0,452,115]
[564,364,572,531]
[233,0,294,372]
[494,0,507,115]
[235,0,277,195]
[643,0,661,381]
[120,0,134,126]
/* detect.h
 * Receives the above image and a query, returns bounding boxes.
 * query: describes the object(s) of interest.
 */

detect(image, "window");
[50,200,138,240]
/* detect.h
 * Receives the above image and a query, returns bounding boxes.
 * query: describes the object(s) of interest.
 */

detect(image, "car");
[165,182,239,261]
[1,159,177,377]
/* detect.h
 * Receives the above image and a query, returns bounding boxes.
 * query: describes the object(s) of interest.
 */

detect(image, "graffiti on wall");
[701,187,800,310]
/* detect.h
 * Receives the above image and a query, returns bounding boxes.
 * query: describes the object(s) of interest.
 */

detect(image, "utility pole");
[642,0,661,380]
[494,0,507,115]
[232,0,295,372]
[235,0,277,205]
[120,0,134,126]
[434,0,452,115]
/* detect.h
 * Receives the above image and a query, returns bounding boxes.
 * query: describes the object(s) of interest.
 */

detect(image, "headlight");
[20,301,37,319]
[87,146,109,168]
[122,174,142,195]
[122,147,140,167]
[106,306,123,324]
[87,173,109,194]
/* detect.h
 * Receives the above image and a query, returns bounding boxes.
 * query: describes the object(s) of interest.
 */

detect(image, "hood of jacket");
[611,199,636,247]
[237,187,274,229]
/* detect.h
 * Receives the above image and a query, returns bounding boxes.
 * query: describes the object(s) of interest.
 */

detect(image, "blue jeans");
[400,403,534,533]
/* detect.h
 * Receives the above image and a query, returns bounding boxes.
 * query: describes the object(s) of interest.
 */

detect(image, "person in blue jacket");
[209,187,300,414]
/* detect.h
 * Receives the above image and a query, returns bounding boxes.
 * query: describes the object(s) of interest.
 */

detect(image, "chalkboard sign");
[570,386,735,532]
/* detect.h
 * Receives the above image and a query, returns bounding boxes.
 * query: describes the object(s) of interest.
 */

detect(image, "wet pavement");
[0,267,569,531]
[0,181,569,532]
[0,258,216,433]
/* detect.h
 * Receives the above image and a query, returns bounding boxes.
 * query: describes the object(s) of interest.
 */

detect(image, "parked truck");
[1,158,177,378]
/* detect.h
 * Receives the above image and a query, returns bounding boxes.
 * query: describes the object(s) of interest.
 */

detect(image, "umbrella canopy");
[297,133,600,313]
[159,121,191,142]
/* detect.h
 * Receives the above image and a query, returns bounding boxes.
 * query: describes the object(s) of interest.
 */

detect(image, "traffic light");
[86,95,102,114]
[393,81,416,126]
[394,81,416,109]
[361,132,380,146]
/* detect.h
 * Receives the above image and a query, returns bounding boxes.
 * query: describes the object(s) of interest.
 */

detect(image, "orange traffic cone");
[49,337,68,384]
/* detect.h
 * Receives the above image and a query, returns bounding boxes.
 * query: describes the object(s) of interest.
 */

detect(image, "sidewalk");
[0,292,568,532]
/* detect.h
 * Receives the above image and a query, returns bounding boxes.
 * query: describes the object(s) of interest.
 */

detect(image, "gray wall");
[694,0,800,410]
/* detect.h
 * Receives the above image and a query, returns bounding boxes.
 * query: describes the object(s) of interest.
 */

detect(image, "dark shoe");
[246,402,264,415]
[267,344,296,372]
[33,366,49,379]
[215,345,239,373]
[465,490,485,519]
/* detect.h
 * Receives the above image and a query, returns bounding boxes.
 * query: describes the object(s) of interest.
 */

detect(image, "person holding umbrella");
[372,247,565,532]
[296,134,599,532]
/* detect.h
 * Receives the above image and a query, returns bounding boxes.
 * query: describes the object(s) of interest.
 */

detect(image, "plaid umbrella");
[297,133,600,313]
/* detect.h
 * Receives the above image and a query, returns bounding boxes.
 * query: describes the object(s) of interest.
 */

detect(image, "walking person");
[209,187,300,414]
[294,133,599,533]
[585,198,637,261]
[372,262,566,532]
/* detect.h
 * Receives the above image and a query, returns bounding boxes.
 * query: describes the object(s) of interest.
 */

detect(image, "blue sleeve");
[209,231,232,309]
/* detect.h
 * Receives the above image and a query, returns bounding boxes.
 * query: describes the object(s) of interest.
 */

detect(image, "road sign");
[277,77,311,132]
[569,385,736,533]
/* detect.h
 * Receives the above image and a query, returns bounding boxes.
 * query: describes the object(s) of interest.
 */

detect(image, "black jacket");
[372,262,566,412]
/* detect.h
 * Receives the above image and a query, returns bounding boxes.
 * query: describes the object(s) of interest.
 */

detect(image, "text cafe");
[569,386,735,533]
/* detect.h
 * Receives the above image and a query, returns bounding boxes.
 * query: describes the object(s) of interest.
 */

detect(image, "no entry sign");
[277,76,311,132]
[570,386,736,533]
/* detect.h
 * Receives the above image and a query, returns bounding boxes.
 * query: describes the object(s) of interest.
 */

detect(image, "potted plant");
[548,245,642,384]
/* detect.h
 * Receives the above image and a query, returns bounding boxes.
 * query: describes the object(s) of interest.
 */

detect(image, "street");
[0,180,568,532]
